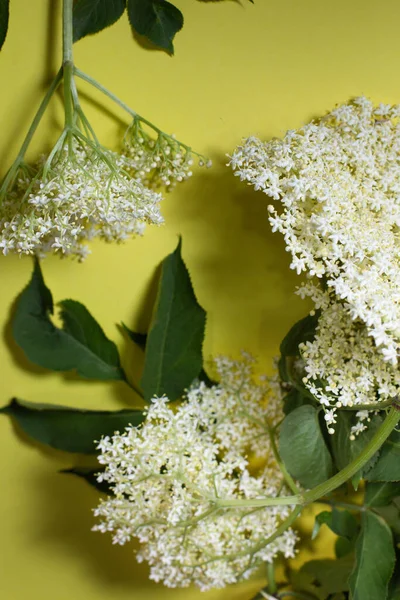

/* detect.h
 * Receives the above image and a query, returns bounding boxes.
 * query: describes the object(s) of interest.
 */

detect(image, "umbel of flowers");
[93,355,297,590]
[230,97,400,434]
[0,0,209,260]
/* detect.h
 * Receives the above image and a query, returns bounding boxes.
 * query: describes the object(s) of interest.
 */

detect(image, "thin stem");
[74,67,139,120]
[121,370,144,399]
[317,499,366,513]
[266,561,277,595]
[339,398,394,411]
[216,405,400,509]
[0,69,63,200]
[62,0,74,130]
[63,0,73,63]
[185,506,302,568]
[302,406,399,504]
[74,67,202,156]
[267,422,300,495]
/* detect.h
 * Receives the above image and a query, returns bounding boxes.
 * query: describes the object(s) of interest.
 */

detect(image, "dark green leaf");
[289,567,328,600]
[12,259,124,381]
[365,429,400,482]
[283,387,316,415]
[73,0,126,42]
[330,411,383,484]
[140,238,206,401]
[121,322,147,351]
[335,535,356,559]
[61,467,112,495]
[348,511,395,600]
[127,0,183,54]
[388,562,400,600]
[301,554,355,596]
[280,311,320,358]
[0,0,9,50]
[0,398,144,454]
[375,504,400,537]
[365,482,400,507]
[279,405,333,488]
[312,509,358,541]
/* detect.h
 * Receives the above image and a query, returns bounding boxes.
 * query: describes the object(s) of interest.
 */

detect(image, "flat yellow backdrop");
[1,0,399,598]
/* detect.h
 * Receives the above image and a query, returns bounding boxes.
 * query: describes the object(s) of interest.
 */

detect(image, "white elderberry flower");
[123,118,210,191]
[93,355,297,590]
[230,97,400,363]
[0,138,163,259]
[298,285,400,434]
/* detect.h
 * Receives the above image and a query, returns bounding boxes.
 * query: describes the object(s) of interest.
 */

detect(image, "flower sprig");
[0,0,210,260]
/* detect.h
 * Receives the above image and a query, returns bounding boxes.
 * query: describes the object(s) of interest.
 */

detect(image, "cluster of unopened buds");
[123,118,211,190]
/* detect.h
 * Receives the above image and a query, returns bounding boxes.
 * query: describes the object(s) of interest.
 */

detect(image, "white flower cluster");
[123,119,211,191]
[230,97,400,365]
[0,139,163,260]
[230,97,400,433]
[298,284,400,436]
[93,355,297,590]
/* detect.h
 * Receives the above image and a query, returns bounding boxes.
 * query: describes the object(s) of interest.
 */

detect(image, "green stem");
[74,67,201,156]
[266,561,277,595]
[0,69,63,200]
[267,422,300,495]
[74,67,138,120]
[62,0,74,130]
[216,406,400,509]
[303,405,399,503]
[317,499,366,513]
[339,398,394,411]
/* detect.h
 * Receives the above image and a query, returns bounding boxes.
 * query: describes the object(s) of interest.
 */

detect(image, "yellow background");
[0,0,399,597]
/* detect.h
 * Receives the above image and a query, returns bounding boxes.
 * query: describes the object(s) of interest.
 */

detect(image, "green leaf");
[335,535,356,559]
[61,467,112,495]
[12,259,125,381]
[0,0,9,50]
[301,554,355,596]
[312,508,358,541]
[365,429,400,482]
[140,238,206,401]
[388,562,400,600]
[365,482,400,507]
[73,0,126,42]
[0,398,144,454]
[348,511,396,600]
[330,411,383,483]
[289,567,328,600]
[121,322,147,351]
[375,504,400,537]
[280,311,320,358]
[283,387,316,415]
[279,405,333,488]
[278,311,319,384]
[127,0,184,54]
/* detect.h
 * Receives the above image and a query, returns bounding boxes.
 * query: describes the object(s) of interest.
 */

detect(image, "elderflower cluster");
[0,139,163,259]
[297,284,400,436]
[230,97,400,365]
[93,355,297,591]
[123,119,211,190]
